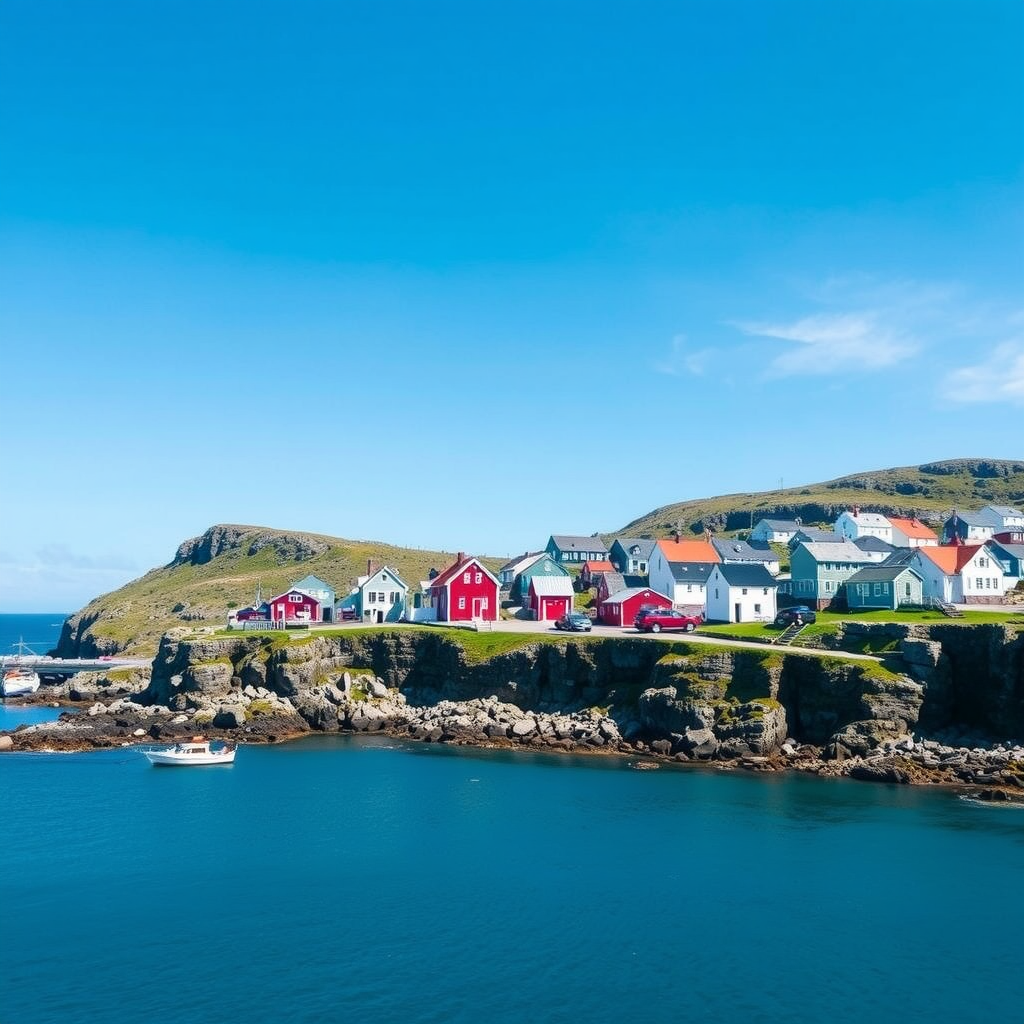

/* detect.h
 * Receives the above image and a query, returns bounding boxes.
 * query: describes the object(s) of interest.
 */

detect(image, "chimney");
[457,551,466,564]
[367,559,381,577]
[853,505,860,517]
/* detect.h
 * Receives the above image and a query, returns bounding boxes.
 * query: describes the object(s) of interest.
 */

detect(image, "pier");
[0,655,149,677]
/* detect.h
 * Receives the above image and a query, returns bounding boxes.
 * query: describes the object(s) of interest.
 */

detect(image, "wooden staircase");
[924,596,962,618]
[774,622,807,646]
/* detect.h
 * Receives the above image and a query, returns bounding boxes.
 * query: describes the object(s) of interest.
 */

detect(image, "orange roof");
[888,516,938,541]
[583,560,615,572]
[917,544,982,575]
[655,539,721,564]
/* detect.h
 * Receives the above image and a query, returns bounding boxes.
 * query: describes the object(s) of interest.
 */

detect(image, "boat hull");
[144,749,236,766]
[2,672,41,697]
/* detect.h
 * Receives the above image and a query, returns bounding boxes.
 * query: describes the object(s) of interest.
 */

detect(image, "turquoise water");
[2,736,1022,1024]
[0,614,71,727]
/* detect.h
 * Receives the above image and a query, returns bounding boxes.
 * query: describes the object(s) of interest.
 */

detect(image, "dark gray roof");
[991,542,1024,560]
[549,534,609,552]
[853,536,895,553]
[601,572,626,595]
[757,518,801,531]
[669,562,715,584]
[713,563,778,587]
[984,505,1023,517]
[793,527,844,544]
[881,548,917,567]
[499,551,543,573]
[847,565,923,584]
[949,512,991,527]
[622,574,648,589]
[712,538,778,563]
[610,537,658,559]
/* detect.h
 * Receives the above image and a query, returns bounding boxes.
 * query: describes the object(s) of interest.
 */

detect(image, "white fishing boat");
[144,737,237,767]
[2,640,42,697]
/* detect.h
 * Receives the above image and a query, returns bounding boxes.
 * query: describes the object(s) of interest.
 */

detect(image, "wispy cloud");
[735,312,918,377]
[654,334,717,377]
[941,340,1024,405]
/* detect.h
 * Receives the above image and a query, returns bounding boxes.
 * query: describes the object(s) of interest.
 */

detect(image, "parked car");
[554,612,592,633]
[634,608,702,633]
[774,605,817,626]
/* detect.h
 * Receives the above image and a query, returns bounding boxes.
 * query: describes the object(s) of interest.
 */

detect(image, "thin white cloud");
[942,341,1024,405]
[655,334,717,377]
[735,312,918,377]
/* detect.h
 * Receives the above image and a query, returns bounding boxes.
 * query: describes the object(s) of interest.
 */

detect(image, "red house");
[528,575,575,622]
[598,587,671,627]
[268,588,322,624]
[428,553,500,622]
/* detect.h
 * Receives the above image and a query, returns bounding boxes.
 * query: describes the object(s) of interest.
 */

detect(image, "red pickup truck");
[634,608,703,633]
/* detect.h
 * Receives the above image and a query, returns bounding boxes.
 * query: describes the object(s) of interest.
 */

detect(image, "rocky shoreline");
[4,656,1023,802]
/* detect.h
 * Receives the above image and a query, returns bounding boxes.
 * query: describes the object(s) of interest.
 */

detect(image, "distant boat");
[2,639,41,697]
[144,737,237,767]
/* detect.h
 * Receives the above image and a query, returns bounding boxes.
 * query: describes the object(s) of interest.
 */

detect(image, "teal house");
[512,554,571,604]
[789,541,873,609]
[845,565,924,610]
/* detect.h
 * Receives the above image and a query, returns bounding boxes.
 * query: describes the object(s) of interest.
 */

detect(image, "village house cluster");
[227,504,1024,631]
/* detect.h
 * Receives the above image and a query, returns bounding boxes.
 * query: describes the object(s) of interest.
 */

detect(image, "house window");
[686,585,693,593]
[475,572,482,584]
[390,592,398,603]
[978,557,988,568]
[742,588,748,596]
[763,588,768,595]
[873,583,882,596]
[905,582,911,597]
[288,594,302,603]
[754,603,761,614]
[825,581,833,592]
[715,588,719,599]
[463,572,471,584]
[458,597,466,609]
[976,577,983,590]
[481,597,488,610]
[639,562,647,573]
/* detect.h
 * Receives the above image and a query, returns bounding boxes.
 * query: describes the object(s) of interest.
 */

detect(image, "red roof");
[655,539,720,563]
[428,554,498,590]
[888,516,938,541]
[583,560,615,573]
[917,544,983,575]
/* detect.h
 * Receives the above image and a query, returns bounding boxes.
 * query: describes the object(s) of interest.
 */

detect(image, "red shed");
[268,588,322,624]
[528,575,575,621]
[598,587,671,627]
[428,553,500,622]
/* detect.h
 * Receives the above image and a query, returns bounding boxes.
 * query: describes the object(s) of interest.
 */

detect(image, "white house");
[705,563,778,623]
[649,560,715,609]
[359,565,409,623]
[980,505,1024,531]
[911,544,1009,605]
[887,516,939,548]
[750,518,801,543]
[711,537,781,575]
[835,509,893,544]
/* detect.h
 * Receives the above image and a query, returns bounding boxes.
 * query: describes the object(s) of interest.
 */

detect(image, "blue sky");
[1,0,1022,612]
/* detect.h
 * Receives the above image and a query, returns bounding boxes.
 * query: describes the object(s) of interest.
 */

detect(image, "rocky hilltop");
[56,525,501,658]
[12,625,1024,795]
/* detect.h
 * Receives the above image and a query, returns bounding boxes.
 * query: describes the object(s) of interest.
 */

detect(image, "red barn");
[528,575,575,621]
[428,554,500,622]
[598,587,671,627]
[268,588,322,624]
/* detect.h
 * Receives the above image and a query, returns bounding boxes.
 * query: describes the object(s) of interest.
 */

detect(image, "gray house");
[608,537,658,576]
[545,534,609,564]
[845,565,924,610]
[789,541,874,609]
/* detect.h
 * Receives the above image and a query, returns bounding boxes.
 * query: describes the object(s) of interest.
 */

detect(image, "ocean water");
[1,736,1022,1024]
[0,613,69,728]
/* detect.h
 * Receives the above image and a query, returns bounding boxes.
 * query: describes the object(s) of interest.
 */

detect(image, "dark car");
[634,608,703,633]
[774,605,817,626]
[554,612,592,632]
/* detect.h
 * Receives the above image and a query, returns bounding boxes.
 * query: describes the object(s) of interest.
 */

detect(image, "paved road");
[305,618,884,662]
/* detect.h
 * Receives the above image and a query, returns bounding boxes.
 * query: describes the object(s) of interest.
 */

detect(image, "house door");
[472,597,484,618]
[276,603,285,621]
[376,610,383,624]
[734,602,742,623]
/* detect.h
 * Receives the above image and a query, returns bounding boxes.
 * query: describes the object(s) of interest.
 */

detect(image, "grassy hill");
[617,458,1024,538]
[57,524,504,657]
